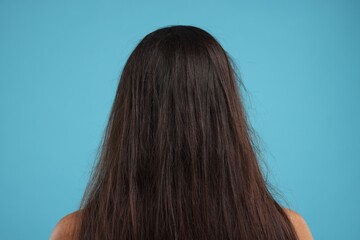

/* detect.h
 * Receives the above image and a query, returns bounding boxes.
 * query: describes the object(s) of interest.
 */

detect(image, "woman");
[50,25,313,240]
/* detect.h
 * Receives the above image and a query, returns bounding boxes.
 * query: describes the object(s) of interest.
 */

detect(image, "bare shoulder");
[49,210,81,240]
[283,207,314,240]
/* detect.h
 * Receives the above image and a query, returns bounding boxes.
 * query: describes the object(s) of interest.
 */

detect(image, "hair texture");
[74,25,298,240]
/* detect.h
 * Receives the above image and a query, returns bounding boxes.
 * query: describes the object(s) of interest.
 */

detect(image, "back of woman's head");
[76,25,298,240]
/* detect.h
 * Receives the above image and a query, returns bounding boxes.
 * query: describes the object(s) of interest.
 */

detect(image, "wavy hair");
[74,25,298,240]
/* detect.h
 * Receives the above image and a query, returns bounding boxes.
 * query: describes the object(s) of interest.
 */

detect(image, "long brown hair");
[75,25,298,240]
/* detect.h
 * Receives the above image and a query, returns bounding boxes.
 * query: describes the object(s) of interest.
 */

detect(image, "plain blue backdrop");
[1,0,359,239]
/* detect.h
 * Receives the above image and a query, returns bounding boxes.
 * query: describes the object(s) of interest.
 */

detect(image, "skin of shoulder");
[283,207,314,240]
[49,210,81,240]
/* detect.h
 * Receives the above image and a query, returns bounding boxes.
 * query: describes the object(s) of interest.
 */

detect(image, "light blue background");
[1,0,359,239]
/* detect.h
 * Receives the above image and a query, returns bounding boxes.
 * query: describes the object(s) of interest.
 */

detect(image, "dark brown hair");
[75,25,298,240]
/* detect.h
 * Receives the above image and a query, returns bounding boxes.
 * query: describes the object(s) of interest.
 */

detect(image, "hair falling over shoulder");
[74,25,299,240]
